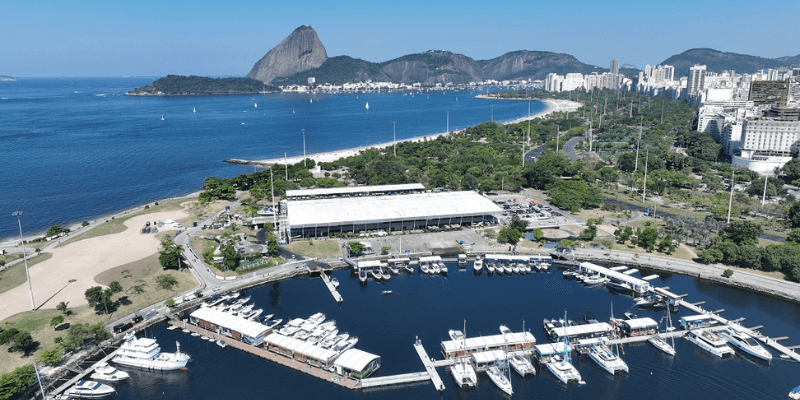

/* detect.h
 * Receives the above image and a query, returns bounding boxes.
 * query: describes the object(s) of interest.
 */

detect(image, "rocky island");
[125,75,277,96]
[0,75,17,81]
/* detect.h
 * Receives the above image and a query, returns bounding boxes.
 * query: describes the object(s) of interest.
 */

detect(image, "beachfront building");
[285,188,501,239]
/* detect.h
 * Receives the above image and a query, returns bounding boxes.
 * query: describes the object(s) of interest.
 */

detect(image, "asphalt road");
[563,134,586,161]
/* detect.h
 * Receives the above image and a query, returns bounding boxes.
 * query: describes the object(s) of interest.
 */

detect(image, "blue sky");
[2,0,798,77]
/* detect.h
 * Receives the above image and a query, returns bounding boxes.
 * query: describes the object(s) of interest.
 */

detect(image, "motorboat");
[245,308,263,320]
[371,269,382,281]
[404,264,414,274]
[330,277,340,288]
[389,264,399,275]
[432,263,441,274]
[509,353,536,376]
[563,270,576,278]
[381,267,391,281]
[546,354,582,384]
[440,263,448,275]
[90,362,129,382]
[512,265,520,274]
[606,280,633,293]
[474,258,483,274]
[503,264,513,275]
[216,339,227,348]
[65,380,116,399]
[381,290,393,295]
[450,357,477,388]
[359,268,368,283]
[420,263,430,274]
[319,330,341,348]
[112,333,190,370]
[686,329,735,357]
[333,336,358,352]
[524,264,531,273]
[587,342,629,374]
[720,324,772,362]
[790,385,800,400]
[301,313,325,331]
[294,330,313,340]
[494,264,503,275]
[583,274,607,286]
[487,263,495,274]
[263,318,282,332]
[486,365,513,396]
[449,329,465,342]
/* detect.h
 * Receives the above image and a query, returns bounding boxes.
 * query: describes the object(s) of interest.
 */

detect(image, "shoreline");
[230,99,582,167]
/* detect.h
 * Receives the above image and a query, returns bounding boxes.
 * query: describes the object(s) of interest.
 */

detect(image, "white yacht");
[301,313,326,331]
[365,102,369,109]
[440,263,448,275]
[509,353,536,376]
[450,357,477,388]
[112,333,190,370]
[503,264,513,275]
[790,385,800,400]
[420,263,430,274]
[486,365,513,396]
[487,263,495,274]
[546,354,582,384]
[359,268,368,283]
[512,265,520,274]
[720,324,772,362]
[90,362,129,382]
[587,342,629,374]
[648,335,676,356]
[686,329,735,357]
[66,380,115,399]
[474,257,483,274]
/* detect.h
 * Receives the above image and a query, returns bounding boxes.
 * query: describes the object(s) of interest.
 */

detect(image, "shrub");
[723,269,734,278]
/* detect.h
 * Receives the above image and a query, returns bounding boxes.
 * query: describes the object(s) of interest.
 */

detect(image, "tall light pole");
[301,129,306,167]
[446,111,449,133]
[556,125,560,153]
[393,121,397,157]
[12,211,35,311]
[642,146,650,204]
[634,116,642,173]
[762,171,771,206]
[727,167,735,224]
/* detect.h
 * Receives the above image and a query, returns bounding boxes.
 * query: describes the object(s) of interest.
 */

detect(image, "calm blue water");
[114,264,800,400]
[0,78,541,240]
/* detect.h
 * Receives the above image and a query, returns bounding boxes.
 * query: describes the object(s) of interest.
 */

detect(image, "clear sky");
[2,0,798,77]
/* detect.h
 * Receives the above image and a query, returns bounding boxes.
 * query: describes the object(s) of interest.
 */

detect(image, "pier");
[413,341,446,391]
[320,273,343,303]
[48,348,120,399]
[359,372,431,388]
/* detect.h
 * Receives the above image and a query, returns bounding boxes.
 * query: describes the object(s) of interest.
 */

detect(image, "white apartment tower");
[610,59,620,75]
[687,64,707,96]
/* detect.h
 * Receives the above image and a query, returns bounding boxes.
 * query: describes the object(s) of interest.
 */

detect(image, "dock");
[180,322,359,389]
[48,348,120,399]
[320,273,343,303]
[413,341,445,391]
[359,372,431,388]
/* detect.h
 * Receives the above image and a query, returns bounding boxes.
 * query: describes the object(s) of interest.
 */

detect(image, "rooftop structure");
[546,322,614,342]
[333,348,382,379]
[285,183,425,200]
[578,262,651,294]
[264,333,340,367]
[286,191,501,238]
[190,307,270,345]
[441,331,535,359]
[618,317,658,337]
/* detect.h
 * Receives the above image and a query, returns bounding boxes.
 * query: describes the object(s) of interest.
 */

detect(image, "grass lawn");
[188,233,237,278]
[0,253,53,295]
[0,253,24,265]
[283,240,341,259]
[603,242,698,262]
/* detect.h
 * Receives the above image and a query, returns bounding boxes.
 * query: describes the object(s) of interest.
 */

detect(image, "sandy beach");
[0,210,187,321]
[240,99,583,166]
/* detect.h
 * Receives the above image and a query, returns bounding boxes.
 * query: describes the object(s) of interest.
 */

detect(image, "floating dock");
[359,372,431,388]
[48,348,120,399]
[320,273,343,303]
[414,341,445,391]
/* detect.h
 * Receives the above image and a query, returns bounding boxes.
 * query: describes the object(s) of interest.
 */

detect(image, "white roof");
[579,262,651,291]
[190,307,269,339]
[419,256,442,262]
[681,314,713,322]
[357,260,383,268]
[621,318,658,330]
[288,191,502,228]
[550,322,613,339]
[534,342,568,356]
[484,254,553,262]
[264,333,338,363]
[470,350,506,364]
[441,331,535,353]
[287,184,425,198]
[334,348,380,371]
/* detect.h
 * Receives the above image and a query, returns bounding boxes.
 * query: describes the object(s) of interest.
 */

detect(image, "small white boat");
[365,102,369,109]
[512,265,520,274]
[790,385,800,399]
[160,115,164,121]
[503,264,513,275]
[382,290,393,295]
[90,362,129,382]
[216,340,227,348]
[583,274,607,285]
[404,265,414,274]
[330,277,340,288]
[420,263,430,274]
[389,264,399,275]
[720,324,772,362]
[648,335,676,356]
[588,342,629,374]
[440,263,448,275]
[66,380,116,399]
[474,258,483,274]
[359,268,368,283]
[193,107,196,113]
[686,329,735,357]
[509,353,536,376]
[487,263,495,274]
[381,268,391,281]
[254,103,258,108]
[486,365,513,396]
[432,263,441,274]
[451,358,477,388]
[371,269,382,281]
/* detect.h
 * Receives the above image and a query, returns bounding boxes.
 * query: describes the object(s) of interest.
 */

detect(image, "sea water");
[0,78,542,240]
[112,264,800,400]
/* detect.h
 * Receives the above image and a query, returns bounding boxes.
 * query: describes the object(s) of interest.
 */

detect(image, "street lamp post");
[301,129,306,167]
[12,211,36,311]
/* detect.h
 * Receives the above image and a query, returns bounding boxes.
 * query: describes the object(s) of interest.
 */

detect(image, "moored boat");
[509,353,536,376]
[720,324,772,362]
[474,258,483,274]
[486,365,513,396]
[66,380,116,399]
[450,357,477,388]
[90,362,129,382]
[111,333,190,371]
[686,329,735,357]
[587,342,628,374]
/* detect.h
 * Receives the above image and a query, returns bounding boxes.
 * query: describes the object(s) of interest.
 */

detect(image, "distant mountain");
[0,75,16,81]
[775,54,800,65]
[273,56,391,86]
[126,75,277,96]
[661,48,790,77]
[247,25,328,84]
[478,50,604,80]
[379,50,483,85]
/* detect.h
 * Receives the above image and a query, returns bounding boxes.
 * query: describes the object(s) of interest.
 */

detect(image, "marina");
[320,272,344,303]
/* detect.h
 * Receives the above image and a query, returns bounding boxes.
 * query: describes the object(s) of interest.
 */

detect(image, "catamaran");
[720,324,772,362]
[588,342,629,374]
[686,329,735,357]
[509,353,536,376]
[546,312,583,385]
[450,320,477,388]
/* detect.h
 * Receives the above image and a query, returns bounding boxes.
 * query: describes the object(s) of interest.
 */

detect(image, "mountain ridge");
[660,48,796,78]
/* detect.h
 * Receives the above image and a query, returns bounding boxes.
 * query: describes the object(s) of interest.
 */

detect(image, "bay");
[0,78,542,240]
[110,264,800,399]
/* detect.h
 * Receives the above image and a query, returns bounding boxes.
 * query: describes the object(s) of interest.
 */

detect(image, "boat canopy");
[578,262,651,293]
[333,348,380,372]
[619,318,658,332]
[533,342,568,357]
[441,331,535,356]
[470,350,506,365]
[190,307,269,344]
[484,254,552,262]
[356,260,382,269]
[419,256,442,263]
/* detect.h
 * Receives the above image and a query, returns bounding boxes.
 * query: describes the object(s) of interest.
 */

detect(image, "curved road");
[563,134,586,161]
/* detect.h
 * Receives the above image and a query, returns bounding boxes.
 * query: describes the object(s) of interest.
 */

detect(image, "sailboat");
[487,332,513,395]
[508,321,535,376]
[193,107,196,113]
[589,303,629,374]
[648,308,676,356]
[254,103,258,108]
[546,311,583,385]
[161,115,164,121]
[365,102,369,109]
[450,320,477,388]
[310,98,313,103]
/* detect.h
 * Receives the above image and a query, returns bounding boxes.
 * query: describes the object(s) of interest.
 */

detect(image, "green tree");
[782,158,800,183]
[789,202,800,228]
[720,221,762,246]
[45,225,70,238]
[158,239,185,270]
[268,240,279,255]
[108,281,123,293]
[155,274,179,291]
[548,180,603,212]
[50,315,65,328]
[657,234,675,254]
[530,228,544,241]
[524,151,570,189]
[788,228,800,244]
[723,269,734,278]
[347,242,364,256]
[498,227,522,245]
[578,224,597,241]
[166,299,175,307]
[637,227,659,251]
[84,286,104,307]
[699,248,723,263]
[0,365,36,400]
[380,246,392,255]
[0,329,20,346]
[10,331,34,354]
[509,214,528,232]
[37,346,63,365]
[614,226,634,244]
[56,301,70,316]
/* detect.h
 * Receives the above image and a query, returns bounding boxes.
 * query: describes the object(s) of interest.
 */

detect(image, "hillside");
[125,75,277,96]
[478,50,605,80]
[247,25,328,84]
[776,54,800,66]
[661,48,789,77]
[379,50,484,85]
[272,56,391,85]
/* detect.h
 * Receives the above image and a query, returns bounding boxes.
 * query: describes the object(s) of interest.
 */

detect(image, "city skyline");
[1,0,799,77]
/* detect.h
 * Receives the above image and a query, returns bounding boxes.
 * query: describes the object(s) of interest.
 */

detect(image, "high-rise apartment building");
[687,64,707,96]
[610,59,619,75]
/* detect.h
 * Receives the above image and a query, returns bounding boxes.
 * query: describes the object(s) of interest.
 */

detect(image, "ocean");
[0,78,542,241]
[107,263,800,400]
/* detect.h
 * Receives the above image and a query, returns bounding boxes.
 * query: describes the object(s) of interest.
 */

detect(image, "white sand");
[0,210,188,321]
[250,99,583,166]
